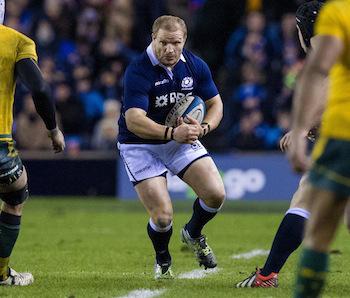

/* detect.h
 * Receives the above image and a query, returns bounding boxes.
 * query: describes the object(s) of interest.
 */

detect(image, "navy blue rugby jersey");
[117,44,219,144]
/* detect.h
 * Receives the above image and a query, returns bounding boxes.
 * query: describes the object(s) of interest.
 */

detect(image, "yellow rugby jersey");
[315,0,350,140]
[0,25,37,140]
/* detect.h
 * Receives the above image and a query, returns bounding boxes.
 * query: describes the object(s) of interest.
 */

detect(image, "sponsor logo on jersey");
[181,77,193,90]
[134,165,152,175]
[155,79,169,86]
[155,92,192,108]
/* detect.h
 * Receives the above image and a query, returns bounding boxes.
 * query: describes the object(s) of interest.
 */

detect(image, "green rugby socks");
[0,211,21,280]
[294,248,328,298]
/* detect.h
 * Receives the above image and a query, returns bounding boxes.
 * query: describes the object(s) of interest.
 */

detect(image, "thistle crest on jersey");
[0,0,5,24]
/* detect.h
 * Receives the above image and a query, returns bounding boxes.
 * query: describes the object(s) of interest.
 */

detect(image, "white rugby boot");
[0,268,34,286]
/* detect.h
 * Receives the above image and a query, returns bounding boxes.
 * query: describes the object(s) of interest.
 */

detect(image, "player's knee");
[0,184,29,206]
[155,214,173,229]
[204,187,226,208]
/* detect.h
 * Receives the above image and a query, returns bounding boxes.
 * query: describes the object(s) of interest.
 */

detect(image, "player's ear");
[152,32,157,41]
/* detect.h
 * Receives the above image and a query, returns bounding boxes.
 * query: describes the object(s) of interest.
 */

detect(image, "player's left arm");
[15,58,65,152]
[15,58,57,131]
[202,94,223,135]
[196,58,223,136]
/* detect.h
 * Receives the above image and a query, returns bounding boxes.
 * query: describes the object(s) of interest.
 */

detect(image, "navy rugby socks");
[0,211,21,280]
[147,219,173,265]
[261,209,309,276]
[185,198,219,239]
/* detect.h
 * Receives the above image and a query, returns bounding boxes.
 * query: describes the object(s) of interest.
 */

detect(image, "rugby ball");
[165,95,206,127]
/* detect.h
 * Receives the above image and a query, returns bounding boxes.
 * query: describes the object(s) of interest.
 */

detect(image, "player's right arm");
[280,35,328,153]
[124,65,200,144]
[125,108,199,143]
[15,58,65,153]
[289,28,344,171]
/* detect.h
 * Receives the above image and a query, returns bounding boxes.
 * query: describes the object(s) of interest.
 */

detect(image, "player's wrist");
[164,126,170,140]
[200,122,211,138]
[48,127,59,137]
[171,127,176,140]
[164,126,176,141]
[292,127,309,137]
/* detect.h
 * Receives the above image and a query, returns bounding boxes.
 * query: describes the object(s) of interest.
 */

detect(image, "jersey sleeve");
[196,58,219,101]
[315,1,346,43]
[16,31,38,62]
[123,64,151,112]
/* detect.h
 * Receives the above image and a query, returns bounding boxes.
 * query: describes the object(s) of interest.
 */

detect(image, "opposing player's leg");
[135,176,174,279]
[343,200,350,232]
[0,165,34,286]
[294,187,347,298]
[179,155,225,269]
[236,174,311,288]
[293,137,350,297]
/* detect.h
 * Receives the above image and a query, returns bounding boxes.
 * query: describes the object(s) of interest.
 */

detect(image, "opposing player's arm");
[289,35,343,172]
[15,59,56,130]
[305,35,329,128]
[292,35,343,133]
[15,58,65,152]
[280,35,329,152]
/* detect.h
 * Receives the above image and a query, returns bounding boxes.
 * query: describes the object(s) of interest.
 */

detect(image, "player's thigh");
[304,186,347,251]
[0,166,28,193]
[135,176,173,226]
[0,140,27,191]
[182,156,225,208]
[119,143,167,185]
[0,141,28,214]
[290,174,313,211]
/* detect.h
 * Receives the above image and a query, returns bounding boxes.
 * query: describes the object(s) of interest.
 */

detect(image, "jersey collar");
[146,44,186,80]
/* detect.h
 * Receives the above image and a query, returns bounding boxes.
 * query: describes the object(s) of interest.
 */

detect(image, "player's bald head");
[152,15,187,38]
[0,0,5,25]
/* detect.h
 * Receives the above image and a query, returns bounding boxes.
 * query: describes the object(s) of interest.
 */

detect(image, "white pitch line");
[178,267,220,279]
[231,249,269,259]
[117,289,166,298]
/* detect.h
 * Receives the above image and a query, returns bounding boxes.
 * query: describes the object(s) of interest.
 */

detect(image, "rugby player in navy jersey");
[118,15,225,279]
[236,1,350,288]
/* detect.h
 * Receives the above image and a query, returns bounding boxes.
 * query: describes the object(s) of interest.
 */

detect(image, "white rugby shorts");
[118,140,208,185]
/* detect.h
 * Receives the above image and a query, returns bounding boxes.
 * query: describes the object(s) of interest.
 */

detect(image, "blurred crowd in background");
[7,0,307,153]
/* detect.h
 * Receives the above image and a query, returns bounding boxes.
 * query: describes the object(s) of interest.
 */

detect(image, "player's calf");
[0,184,29,281]
[344,201,350,232]
[147,218,173,279]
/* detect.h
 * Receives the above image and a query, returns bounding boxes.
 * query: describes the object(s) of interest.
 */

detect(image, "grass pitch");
[2,198,350,298]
